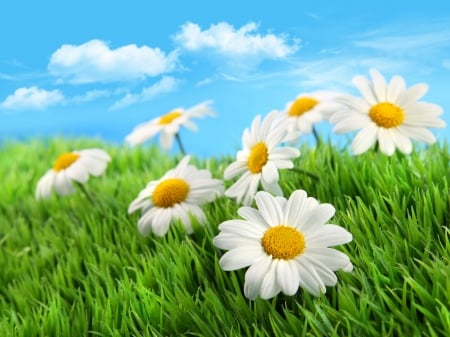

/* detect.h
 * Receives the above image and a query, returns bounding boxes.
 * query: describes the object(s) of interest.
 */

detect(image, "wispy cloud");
[48,39,179,84]
[442,59,450,69]
[0,86,64,111]
[351,20,450,59]
[110,76,178,110]
[174,21,299,66]
[71,89,111,104]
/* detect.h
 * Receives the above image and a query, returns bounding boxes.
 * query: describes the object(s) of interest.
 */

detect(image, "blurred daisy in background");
[224,111,300,206]
[125,100,216,154]
[330,68,446,155]
[128,155,223,237]
[279,91,343,142]
[35,149,111,199]
[214,190,353,300]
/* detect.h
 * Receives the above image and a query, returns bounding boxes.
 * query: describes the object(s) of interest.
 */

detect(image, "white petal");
[399,126,437,144]
[151,208,173,236]
[352,75,377,105]
[78,157,107,176]
[125,124,161,146]
[244,255,272,300]
[295,258,325,296]
[219,246,265,271]
[370,69,387,102]
[261,161,279,186]
[306,224,353,248]
[387,75,406,103]
[306,247,353,272]
[225,172,253,204]
[333,114,371,133]
[137,208,158,236]
[53,171,75,196]
[398,83,428,106]
[237,207,271,230]
[260,180,283,196]
[303,255,338,286]
[77,149,111,162]
[294,197,319,233]
[160,131,175,150]
[128,197,152,214]
[378,128,396,155]
[284,190,308,228]
[301,203,335,230]
[255,191,284,226]
[224,161,247,180]
[213,233,260,250]
[269,147,300,161]
[351,124,378,155]
[217,219,265,238]
[390,129,413,154]
[243,174,261,206]
[260,259,281,299]
[65,161,89,183]
[334,95,371,114]
[277,260,300,296]
[35,170,55,199]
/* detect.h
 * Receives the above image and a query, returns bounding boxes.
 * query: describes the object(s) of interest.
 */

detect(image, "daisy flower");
[125,100,216,152]
[279,91,342,136]
[224,110,300,206]
[330,68,446,155]
[213,190,353,300]
[128,155,224,237]
[35,149,111,199]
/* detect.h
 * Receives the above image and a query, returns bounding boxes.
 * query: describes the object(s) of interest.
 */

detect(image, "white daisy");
[128,155,224,237]
[330,68,446,155]
[280,91,342,136]
[35,148,111,199]
[213,190,353,300]
[224,110,300,206]
[125,100,216,150]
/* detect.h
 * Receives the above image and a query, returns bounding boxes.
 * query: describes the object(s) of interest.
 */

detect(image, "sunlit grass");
[0,137,449,337]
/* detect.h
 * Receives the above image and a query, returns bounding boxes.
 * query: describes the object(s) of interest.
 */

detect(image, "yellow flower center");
[247,142,268,174]
[159,111,182,125]
[288,97,318,117]
[152,178,190,208]
[261,225,305,260]
[368,102,405,128]
[53,152,80,172]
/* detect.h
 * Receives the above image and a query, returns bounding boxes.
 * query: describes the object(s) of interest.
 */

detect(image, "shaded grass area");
[0,137,449,337]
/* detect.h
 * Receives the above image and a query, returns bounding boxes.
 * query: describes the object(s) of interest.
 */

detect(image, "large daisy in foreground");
[35,149,111,199]
[224,111,300,206]
[330,68,446,155]
[125,100,215,152]
[128,156,223,236]
[213,190,353,299]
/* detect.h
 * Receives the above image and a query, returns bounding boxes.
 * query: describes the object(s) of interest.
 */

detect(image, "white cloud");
[354,31,450,53]
[48,39,178,84]
[0,86,64,110]
[110,76,178,110]
[174,21,299,60]
[71,89,111,103]
[442,59,450,69]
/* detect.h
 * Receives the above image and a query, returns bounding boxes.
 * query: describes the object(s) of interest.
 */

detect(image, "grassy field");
[0,137,449,337]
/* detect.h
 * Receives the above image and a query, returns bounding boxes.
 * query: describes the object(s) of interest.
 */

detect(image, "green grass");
[0,137,449,337]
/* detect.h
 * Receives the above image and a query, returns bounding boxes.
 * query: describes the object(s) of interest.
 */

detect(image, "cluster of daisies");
[35,69,446,300]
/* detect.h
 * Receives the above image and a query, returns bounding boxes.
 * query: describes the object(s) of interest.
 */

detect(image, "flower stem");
[312,126,321,146]
[175,133,186,155]
[76,182,107,216]
[291,167,320,180]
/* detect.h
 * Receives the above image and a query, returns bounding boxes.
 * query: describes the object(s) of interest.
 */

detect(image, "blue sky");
[1,0,449,157]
